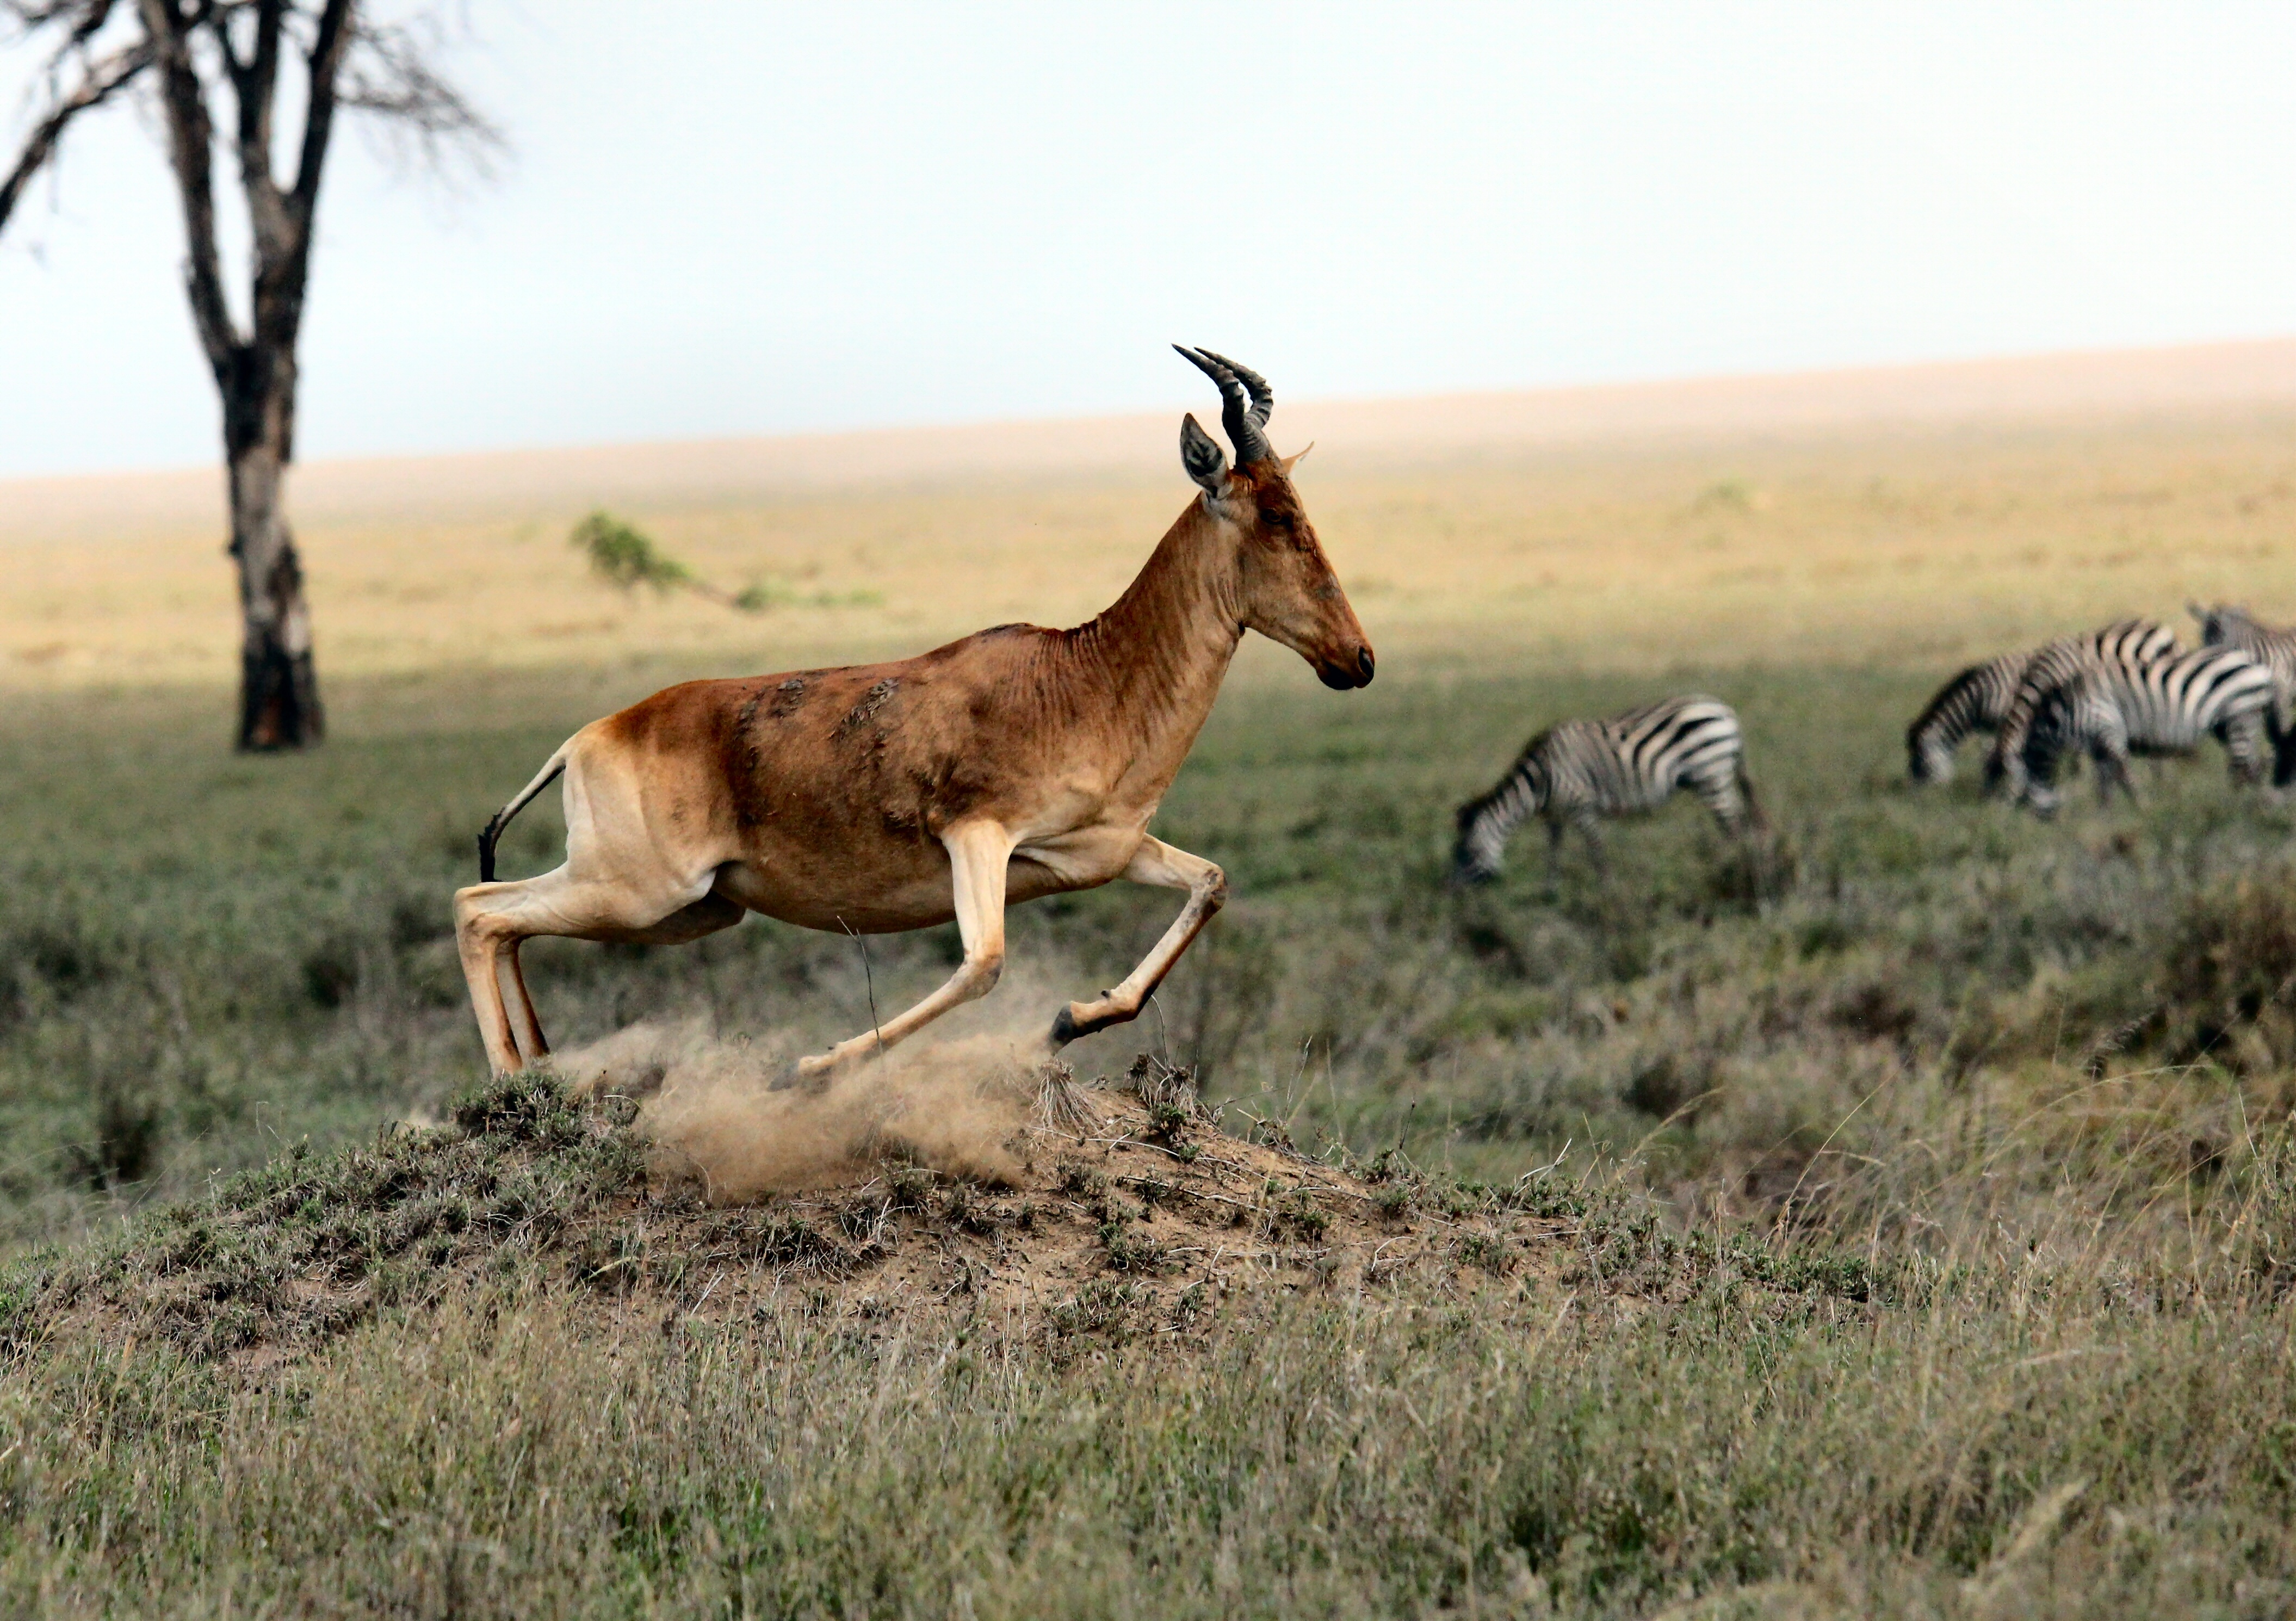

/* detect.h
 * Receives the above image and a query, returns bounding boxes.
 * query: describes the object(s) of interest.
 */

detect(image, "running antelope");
[454,349,1373,1080]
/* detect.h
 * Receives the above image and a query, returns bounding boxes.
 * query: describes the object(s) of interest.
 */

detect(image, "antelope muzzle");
[1319,643,1377,691]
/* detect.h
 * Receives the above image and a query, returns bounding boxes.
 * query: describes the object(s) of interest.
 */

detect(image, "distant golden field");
[7,339,2295,699]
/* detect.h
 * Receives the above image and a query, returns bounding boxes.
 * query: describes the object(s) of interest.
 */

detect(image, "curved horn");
[1192,348,1271,428]
[1173,344,1275,466]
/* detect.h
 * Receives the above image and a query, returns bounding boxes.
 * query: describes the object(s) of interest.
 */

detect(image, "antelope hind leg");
[454,871,735,1076]
[500,939,548,1061]
[455,882,529,1075]
[1048,837,1227,1051]
[788,821,1016,1085]
[500,892,745,1062]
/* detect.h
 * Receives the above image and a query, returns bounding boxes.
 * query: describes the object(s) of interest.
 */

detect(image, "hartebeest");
[454,349,1374,1080]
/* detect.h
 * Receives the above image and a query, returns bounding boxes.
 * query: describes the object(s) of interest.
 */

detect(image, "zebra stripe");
[2013,644,2276,814]
[1452,696,1757,882]
[2193,602,2296,727]
[1909,620,2176,785]
[1986,618,2182,800]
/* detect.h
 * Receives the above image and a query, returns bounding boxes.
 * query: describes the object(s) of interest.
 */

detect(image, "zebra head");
[1449,803,1507,886]
[1907,725,1954,786]
[2192,601,2261,653]
[1450,757,1545,886]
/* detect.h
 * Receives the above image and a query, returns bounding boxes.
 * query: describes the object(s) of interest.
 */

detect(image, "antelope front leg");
[1048,836,1227,1051]
[791,820,1016,1083]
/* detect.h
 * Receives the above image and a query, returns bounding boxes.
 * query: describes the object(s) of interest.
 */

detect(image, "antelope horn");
[1192,348,1271,428]
[1173,344,1274,466]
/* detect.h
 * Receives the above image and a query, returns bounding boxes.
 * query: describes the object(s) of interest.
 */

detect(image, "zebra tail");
[1737,766,1772,837]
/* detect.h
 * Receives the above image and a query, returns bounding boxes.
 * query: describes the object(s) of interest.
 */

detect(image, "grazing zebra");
[2005,645,2276,815]
[1984,618,2184,802]
[1451,696,1761,883]
[2192,602,2296,728]
[1909,619,2176,785]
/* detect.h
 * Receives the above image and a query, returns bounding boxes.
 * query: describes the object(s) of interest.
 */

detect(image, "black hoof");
[1049,1007,1081,1049]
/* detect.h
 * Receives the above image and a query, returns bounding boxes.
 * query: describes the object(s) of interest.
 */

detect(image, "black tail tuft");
[472,751,567,885]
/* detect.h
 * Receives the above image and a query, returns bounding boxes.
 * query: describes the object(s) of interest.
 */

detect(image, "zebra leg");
[1693,766,1748,837]
[2223,713,2269,788]
[2093,740,2137,806]
[1573,811,1607,873]
[2259,716,2296,785]
[2268,704,2295,790]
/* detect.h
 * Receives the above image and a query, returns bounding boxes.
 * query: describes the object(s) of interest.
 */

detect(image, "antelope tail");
[476,742,572,882]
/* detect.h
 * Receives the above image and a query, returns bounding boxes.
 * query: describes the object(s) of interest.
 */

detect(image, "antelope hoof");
[770,1051,841,1094]
[1049,993,1130,1051]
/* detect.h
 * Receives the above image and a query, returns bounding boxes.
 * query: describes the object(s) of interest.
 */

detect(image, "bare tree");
[2,1,493,749]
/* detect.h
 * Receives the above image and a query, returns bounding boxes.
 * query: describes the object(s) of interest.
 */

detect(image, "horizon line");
[6,332,2294,494]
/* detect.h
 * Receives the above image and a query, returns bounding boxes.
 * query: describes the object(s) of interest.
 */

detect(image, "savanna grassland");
[5,350,2296,1616]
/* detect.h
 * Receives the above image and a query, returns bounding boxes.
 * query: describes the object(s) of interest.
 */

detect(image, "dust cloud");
[544,1018,1082,1202]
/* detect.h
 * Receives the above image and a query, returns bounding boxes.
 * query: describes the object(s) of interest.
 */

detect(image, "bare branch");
[0,34,150,233]
[137,0,242,376]
[0,1,113,34]
[337,13,500,176]
[223,0,291,255]
[281,0,343,214]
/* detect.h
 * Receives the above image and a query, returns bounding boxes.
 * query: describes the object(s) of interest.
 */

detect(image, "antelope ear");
[1280,441,1315,474]
[1179,413,1229,493]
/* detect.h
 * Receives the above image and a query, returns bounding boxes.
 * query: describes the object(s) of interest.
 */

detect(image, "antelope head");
[1175,347,1376,691]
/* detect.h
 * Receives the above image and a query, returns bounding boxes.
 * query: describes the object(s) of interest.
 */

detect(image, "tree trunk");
[228,435,323,751]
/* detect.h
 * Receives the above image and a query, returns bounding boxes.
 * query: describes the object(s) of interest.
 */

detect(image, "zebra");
[1908,618,2177,785]
[2192,602,2296,754]
[1984,618,2184,803]
[1451,696,1762,883]
[2004,644,2277,816]
[2192,602,2296,693]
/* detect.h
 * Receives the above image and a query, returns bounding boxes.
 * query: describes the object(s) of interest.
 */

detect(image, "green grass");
[5,649,2296,1614]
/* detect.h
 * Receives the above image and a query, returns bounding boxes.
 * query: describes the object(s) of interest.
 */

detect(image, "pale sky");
[1,1,2291,478]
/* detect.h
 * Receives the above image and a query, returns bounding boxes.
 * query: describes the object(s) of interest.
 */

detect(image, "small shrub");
[2159,869,2296,1066]
[1056,1162,1106,1199]
[570,511,695,596]
[1099,1223,1167,1274]
[67,1073,162,1190]
[1264,1190,1329,1243]
[1459,1233,1515,1274]
[1048,1278,1140,1338]
[300,936,360,1010]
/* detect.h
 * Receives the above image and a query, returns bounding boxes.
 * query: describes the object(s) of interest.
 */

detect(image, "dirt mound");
[0,1059,1602,1372]
[617,1053,1578,1333]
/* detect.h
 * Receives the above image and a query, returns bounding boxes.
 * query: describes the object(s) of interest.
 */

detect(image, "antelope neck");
[1062,497,1246,748]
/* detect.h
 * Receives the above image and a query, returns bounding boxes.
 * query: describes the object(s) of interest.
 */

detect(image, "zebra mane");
[2193,601,2251,637]
[1456,737,1549,827]
[2194,601,2289,651]
[1908,661,2001,751]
